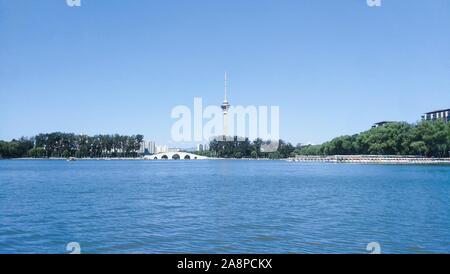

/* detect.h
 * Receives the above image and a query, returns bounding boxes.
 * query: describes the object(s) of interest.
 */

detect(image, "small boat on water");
[67,157,76,162]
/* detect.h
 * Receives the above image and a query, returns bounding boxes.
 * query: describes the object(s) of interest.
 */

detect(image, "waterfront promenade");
[292,155,450,164]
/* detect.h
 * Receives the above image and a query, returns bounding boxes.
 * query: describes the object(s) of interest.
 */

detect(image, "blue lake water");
[0,160,449,254]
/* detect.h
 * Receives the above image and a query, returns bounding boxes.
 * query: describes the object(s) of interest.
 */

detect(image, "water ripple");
[1,160,450,253]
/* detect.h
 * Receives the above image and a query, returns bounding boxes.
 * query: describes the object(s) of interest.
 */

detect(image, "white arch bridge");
[143,152,208,160]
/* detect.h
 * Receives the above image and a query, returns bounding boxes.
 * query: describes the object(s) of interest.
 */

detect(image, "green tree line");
[0,133,144,159]
[2,121,449,159]
[196,137,297,159]
[296,121,450,157]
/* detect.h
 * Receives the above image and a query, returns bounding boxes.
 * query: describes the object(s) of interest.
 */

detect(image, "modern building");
[422,109,450,123]
[221,72,231,136]
[139,140,157,155]
[139,141,146,154]
[147,141,156,154]
[197,144,204,152]
[372,121,396,128]
[195,144,210,152]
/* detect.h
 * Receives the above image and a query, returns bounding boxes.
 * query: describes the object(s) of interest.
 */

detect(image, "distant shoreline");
[2,156,450,165]
[292,155,450,165]
[6,157,277,161]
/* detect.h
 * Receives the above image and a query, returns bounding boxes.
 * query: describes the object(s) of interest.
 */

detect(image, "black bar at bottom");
[0,254,447,272]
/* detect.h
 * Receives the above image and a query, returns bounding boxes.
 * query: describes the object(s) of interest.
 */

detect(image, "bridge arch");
[143,152,208,160]
[172,154,180,160]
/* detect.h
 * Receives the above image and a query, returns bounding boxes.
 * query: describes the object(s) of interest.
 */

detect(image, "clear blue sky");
[1,0,449,146]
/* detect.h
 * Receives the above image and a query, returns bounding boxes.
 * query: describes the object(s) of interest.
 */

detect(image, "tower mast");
[224,72,228,102]
[221,72,231,137]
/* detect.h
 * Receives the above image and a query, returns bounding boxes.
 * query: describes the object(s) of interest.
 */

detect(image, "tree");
[208,136,293,159]
[28,147,46,158]
[268,151,281,159]
[295,121,450,157]
[410,141,427,156]
[1,133,146,159]
[62,150,70,158]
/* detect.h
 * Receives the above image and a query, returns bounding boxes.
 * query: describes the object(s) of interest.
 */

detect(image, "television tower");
[221,72,231,137]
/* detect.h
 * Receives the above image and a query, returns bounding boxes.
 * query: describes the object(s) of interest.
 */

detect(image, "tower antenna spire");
[221,72,231,137]
[224,72,228,102]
